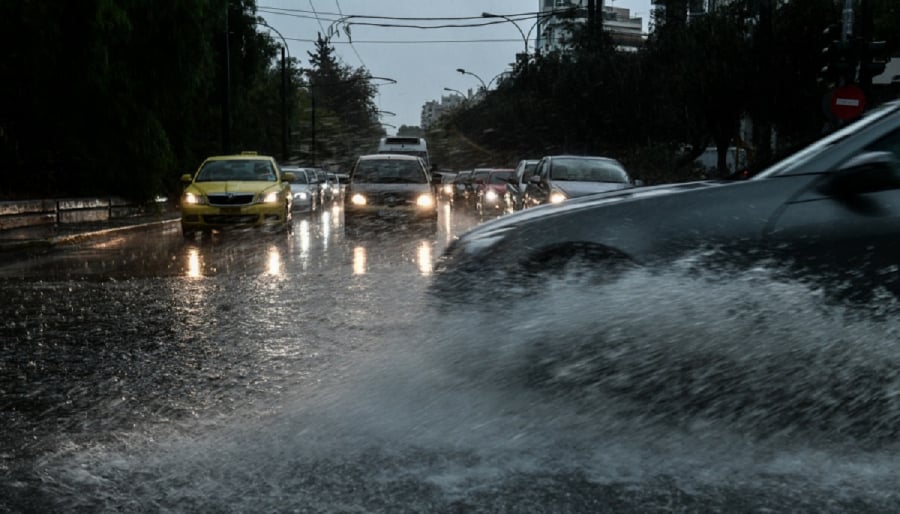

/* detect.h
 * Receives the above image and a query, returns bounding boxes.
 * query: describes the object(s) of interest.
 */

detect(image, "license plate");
[221,207,242,214]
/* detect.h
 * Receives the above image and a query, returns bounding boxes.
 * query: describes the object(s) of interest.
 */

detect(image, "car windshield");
[353,159,426,183]
[288,171,308,184]
[489,172,513,184]
[195,160,276,182]
[550,159,629,183]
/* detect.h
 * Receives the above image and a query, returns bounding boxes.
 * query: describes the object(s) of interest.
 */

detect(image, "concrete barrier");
[0,197,158,231]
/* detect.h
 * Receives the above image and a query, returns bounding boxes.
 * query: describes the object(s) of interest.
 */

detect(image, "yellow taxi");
[180,152,295,237]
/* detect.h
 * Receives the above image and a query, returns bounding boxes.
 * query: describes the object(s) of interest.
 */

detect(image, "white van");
[377,137,430,169]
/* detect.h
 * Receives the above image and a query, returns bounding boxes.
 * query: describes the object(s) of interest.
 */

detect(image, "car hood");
[349,183,431,193]
[448,180,732,256]
[554,181,633,197]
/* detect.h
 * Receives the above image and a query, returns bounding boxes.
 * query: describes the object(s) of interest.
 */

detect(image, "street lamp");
[456,68,486,90]
[482,12,529,54]
[443,87,466,98]
[257,21,291,162]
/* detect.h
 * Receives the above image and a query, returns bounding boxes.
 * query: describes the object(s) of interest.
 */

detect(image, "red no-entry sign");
[830,84,866,121]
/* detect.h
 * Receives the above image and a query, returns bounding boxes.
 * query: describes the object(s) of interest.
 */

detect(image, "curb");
[0,218,180,255]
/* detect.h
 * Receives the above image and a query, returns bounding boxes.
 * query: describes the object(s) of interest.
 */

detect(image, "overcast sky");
[259,1,652,131]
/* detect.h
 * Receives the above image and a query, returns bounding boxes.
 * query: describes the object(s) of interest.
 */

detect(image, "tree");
[303,34,382,167]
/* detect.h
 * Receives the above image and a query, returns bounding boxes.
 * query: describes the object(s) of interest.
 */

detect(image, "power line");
[335,0,367,69]
[285,37,532,45]
[307,0,327,33]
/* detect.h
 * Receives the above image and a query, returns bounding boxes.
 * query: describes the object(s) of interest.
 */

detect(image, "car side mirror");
[180,173,193,183]
[633,179,644,187]
[529,175,542,184]
[822,151,900,196]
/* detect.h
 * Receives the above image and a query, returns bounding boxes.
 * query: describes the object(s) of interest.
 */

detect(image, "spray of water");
[31,258,900,511]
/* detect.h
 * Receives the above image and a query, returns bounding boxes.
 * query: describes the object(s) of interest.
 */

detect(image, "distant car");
[327,172,343,203]
[504,159,539,212]
[432,99,900,305]
[475,169,515,216]
[464,168,495,208]
[437,172,458,201]
[521,155,636,209]
[344,154,438,224]
[451,170,473,206]
[282,166,319,213]
[180,152,293,236]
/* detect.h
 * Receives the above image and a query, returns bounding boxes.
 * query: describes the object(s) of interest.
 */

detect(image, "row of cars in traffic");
[178,98,900,310]
[441,155,640,216]
[432,99,900,306]
[179,151,438,237]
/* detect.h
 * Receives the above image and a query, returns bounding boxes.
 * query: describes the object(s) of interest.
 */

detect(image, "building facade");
[536,0,644,54]
[420,94,465,130]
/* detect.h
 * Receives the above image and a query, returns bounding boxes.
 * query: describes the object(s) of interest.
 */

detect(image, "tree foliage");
[0,0,379,201]
[438,0,897,182]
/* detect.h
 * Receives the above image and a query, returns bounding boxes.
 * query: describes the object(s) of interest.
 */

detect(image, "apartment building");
[536,0,645,54]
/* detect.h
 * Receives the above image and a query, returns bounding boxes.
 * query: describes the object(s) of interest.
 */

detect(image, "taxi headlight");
[549,191,567,204]
[416,194,435,208]
[351,193,367,206]
[183,192,206,205]
[262,191,281,203]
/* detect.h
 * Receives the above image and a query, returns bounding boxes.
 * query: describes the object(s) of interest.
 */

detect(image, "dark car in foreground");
[344,153,437,225]
[521,155,636,208]
[433,100,900,304]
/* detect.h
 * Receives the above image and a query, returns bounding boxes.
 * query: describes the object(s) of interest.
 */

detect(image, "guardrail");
[0,197,160,231]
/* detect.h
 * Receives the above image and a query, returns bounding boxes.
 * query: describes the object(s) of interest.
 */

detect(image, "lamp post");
[257,21,291,162]
[455,68,486,90]
[443,87,466,98]
[482,12,530,54]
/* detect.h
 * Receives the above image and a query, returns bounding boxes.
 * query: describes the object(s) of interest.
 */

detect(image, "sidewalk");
[0,208,181,254]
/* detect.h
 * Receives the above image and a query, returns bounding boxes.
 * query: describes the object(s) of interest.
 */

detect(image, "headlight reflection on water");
[186,248,202,279]
[266,245,282,276]
[417,241,432,276]
[353,246,367,275]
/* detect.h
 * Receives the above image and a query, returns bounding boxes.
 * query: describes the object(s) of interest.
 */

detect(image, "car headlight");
[294,192,308,200]
[351,193,367,206]
[261,191,281,203]
[485,190,499,202]
[416,194,435,208]
[183,192,206,205]
[443,184,454,194]
[549,190,567,204]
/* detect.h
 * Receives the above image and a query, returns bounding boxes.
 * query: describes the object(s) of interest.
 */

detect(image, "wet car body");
[522,155,635,208]
[180,153,294,236]
[504,159,539,212]
[434,100,900,302]
[475,169,515,216]
[283,166,319,213]
[344,153,438,224]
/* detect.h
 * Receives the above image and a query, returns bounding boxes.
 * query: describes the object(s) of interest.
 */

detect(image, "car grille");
[368,191,415,207]
[203,214,260,224]
[208,193,255,206]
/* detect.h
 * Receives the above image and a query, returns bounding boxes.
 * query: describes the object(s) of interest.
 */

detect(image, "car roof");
[357,153,421,161]
[204,154,276,162]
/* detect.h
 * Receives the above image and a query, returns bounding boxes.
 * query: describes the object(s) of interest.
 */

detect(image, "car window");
[551,159,629,183]
[522,163,537,182]
[196,160,276,182]
[353,159,426,183]
[290,171,308,184]
[489,172,513,184]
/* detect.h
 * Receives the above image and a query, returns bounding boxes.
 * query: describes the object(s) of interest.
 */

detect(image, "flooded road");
[2,203,900,512]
